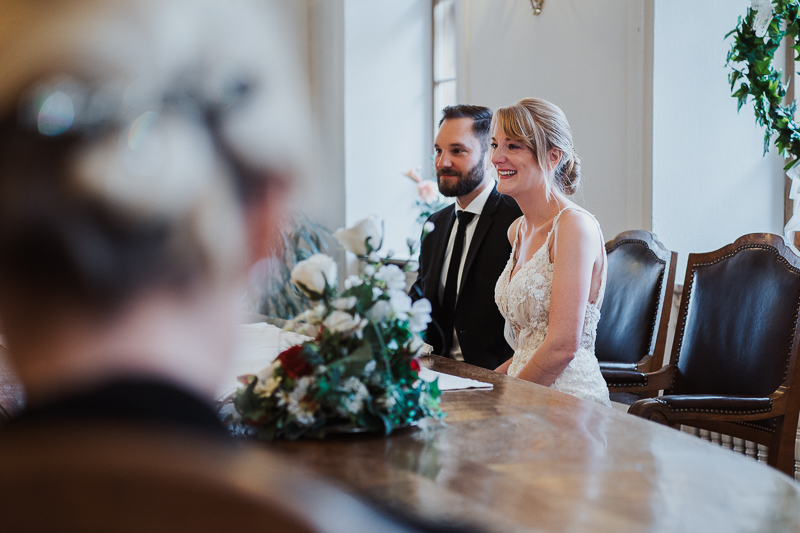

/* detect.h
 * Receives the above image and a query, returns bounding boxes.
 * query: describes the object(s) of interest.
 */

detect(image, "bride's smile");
[490,127,551,200]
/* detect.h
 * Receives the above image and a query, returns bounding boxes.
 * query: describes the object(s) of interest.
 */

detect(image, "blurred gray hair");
[0,0,309,314]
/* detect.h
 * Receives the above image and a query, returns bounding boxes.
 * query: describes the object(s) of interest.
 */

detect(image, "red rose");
[409,358,421,372]
[278,345,313,378]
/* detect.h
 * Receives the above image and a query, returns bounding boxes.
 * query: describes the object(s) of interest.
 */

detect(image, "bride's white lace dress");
[495,206,611,407]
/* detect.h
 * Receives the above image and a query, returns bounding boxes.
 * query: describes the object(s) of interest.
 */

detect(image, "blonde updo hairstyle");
[493,98,580,198]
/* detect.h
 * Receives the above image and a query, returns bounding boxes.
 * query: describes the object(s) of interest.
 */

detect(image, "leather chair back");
[671,234,800,396]
[596,231,676,366]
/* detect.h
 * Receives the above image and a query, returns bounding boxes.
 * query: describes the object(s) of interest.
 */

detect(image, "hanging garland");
[726,0,800,171]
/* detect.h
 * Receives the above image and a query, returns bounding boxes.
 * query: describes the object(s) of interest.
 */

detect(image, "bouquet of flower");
[232,216,443,440]
[404,167,450,225]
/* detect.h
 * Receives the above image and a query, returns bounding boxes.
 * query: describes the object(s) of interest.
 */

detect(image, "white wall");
[302,0,785,280]
[304,0,433,260]
[651,0,784,280]
[344,0,433,258]
[305,0,346,233]
[460,0,651,239]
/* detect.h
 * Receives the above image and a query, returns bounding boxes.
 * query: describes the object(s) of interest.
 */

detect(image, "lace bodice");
[494,206,611,407]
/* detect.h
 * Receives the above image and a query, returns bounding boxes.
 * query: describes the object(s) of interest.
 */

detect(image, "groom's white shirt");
[437,182,494,360]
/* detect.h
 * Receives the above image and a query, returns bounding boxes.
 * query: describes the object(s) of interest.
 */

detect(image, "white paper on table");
[418,367,493,391]
[217,322,311,399]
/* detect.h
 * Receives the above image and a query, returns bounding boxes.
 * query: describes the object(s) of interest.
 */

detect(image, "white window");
[433,0,457,136]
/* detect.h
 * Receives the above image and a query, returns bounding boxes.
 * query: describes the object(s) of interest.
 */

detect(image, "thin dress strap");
[544,205,571,250]
[547,205,606,306]
[511,216,525,266]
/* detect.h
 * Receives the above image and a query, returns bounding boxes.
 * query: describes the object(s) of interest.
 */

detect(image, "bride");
[492,98,611,407]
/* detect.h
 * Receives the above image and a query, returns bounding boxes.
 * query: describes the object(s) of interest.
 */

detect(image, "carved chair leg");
[768,416,796,477]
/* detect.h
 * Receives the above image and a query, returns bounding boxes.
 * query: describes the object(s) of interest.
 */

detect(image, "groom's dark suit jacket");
[410,186,521,370]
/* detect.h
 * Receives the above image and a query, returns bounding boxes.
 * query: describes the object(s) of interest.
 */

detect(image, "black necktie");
[441,210,476,354]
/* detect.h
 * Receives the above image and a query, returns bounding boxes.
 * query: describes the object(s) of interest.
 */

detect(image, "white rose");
[323,310,367,336]
[388,290,412,320]
[409,298,432,333]
[334,216,383,256]
[423,221,435,234]
[291,254,337,299]
[366,300,391,323]
[407,238,420,255]
[407,334,424,355]
[344,275,363,290]
[375,264,407,291]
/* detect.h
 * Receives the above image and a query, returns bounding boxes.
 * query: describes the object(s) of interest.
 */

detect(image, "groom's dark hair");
[439,105,493,155]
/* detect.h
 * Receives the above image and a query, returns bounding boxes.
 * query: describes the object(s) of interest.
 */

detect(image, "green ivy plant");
[727,0,800,170]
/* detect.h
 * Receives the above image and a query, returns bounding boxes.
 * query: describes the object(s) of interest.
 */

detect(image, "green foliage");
[414,196,451,226]
[232,245,442,440]
[727,1,800,169]
[251,218,333,319]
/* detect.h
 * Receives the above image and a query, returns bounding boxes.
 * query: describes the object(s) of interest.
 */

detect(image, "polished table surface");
[266,356,800,533]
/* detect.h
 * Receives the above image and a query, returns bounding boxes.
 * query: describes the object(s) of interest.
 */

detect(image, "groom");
[410,105,521,370]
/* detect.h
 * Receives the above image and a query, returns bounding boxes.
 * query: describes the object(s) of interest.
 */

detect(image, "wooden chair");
[597,231,676,402]
[0,423,433,532]
[606,233,800,476]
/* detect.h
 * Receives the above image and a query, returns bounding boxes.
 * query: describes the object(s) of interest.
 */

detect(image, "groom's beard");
[437,161,485,198]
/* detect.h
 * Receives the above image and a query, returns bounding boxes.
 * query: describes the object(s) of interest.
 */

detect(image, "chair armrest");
[629,395,778,425]
[599,362,639,372]
[598,355,655,373]
[603,364,674,394]
[634,354,655,373]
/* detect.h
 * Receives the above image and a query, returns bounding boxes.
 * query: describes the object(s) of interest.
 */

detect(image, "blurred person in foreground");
[0,0,306,434]
[0,4,483,532]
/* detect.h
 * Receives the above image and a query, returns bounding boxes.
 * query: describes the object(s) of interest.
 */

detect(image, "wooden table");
[267,356,800,533]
